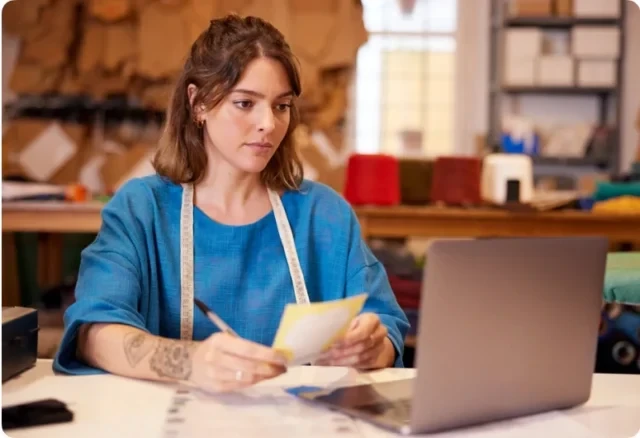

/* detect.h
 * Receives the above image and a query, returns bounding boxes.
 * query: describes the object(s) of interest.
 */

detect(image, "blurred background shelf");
[504,17,622,28]
[501,86,616,95]
[488,0,628,181]
[531,155,611,168]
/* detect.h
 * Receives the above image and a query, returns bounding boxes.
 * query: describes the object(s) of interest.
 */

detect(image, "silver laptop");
[291,237,608,435]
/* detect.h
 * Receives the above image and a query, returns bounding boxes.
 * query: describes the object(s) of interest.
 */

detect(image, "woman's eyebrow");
[232,89,294,98]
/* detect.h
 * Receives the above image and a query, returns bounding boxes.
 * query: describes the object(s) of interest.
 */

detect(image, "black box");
[2,307,38,382]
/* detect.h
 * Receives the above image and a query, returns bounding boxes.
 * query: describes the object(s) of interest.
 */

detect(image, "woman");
[53,15,409,393]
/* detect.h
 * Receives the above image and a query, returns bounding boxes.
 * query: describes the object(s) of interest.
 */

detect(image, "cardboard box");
[554,0,573,16]
[2,120,88,184]
[504,58,536,86]
[507,0,553,16]
[3,0,368,193]
[572,26,620,59]
[537,55,574,86]
[573,0,620,18]
[102,143,155,193]
[505,29,543,59]
[577,60,617,87]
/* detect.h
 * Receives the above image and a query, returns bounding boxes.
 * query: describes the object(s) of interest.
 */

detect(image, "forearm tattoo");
[123,332,155,368]
[149,338,197,380]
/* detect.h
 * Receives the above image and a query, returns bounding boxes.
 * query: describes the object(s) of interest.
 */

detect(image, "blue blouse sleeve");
[344,209,410,368]
[53,180,150,375]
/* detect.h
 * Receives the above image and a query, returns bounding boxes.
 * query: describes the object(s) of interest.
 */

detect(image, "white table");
[2,360,640,437]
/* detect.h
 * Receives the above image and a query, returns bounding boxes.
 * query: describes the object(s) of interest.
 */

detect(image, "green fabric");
[593,181,640,201]
[13,232,96,306]
[604,252,640,304]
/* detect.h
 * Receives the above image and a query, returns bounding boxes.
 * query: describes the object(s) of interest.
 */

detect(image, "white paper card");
[271,294,368,366]
[18,122,78,182]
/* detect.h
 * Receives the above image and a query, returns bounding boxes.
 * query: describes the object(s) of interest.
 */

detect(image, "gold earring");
[195,118,204,128]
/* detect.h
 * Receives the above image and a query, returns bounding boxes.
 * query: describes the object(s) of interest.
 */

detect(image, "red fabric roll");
[430,156,482,206]
[344,154,400,206]
[388,274,422,310]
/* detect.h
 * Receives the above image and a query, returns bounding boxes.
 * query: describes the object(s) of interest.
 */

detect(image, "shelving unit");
[504,16,621,27]
[487,0,628,178]
[3,94,166,125]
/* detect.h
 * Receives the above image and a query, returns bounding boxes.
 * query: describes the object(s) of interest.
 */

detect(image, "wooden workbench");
[2,201,103,233]
[5,201,640,239]
[3,201,640,307]
[2,201,103,305]
[355,205,640,240]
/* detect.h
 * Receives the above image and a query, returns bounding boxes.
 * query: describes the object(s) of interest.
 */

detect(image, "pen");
[194,297,239,337]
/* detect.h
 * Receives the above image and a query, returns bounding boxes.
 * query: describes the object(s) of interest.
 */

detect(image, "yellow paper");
[272,293,368,365]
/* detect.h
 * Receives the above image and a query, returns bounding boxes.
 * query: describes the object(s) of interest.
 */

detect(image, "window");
[351,0,458,158]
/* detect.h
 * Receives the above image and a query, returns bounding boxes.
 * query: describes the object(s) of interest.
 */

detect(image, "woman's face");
[198,57,294,175]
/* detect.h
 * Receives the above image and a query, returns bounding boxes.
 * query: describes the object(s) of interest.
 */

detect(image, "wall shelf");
[532,156,610,169]
[487,0,627,179]
[503,17,621,28]
[501,86,616,95]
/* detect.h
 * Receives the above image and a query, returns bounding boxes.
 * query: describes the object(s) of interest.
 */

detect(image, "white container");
[481,153,534,205]
[537,55,574,86]
[505,28,542,59]
[572,26,620,59]
[577,60,617,87]
[504,58,536,86]
[573,0,621,18]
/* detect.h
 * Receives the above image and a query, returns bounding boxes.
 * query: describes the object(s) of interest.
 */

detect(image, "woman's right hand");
[190,332,288,392]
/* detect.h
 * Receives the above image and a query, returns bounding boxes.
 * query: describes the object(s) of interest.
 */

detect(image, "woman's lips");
[245,142,274,154]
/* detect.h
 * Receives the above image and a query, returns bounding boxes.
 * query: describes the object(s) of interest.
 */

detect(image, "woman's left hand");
[315,313,395,370]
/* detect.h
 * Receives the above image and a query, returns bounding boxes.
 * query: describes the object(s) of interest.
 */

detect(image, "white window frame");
[349,0,461,157]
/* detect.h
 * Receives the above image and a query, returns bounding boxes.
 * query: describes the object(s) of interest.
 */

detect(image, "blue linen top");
[53,175,410,374]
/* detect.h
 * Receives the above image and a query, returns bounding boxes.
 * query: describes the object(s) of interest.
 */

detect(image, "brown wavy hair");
[153,14,304,191]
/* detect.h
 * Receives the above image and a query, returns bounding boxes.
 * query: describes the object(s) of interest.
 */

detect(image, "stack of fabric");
[369,240,423,341]
[591,167,640,214]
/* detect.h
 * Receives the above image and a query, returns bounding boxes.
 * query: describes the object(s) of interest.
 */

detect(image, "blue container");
[501,132,540,155]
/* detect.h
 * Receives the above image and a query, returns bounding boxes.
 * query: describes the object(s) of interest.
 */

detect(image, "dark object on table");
[596,306,640,374]
[2,307,38,382]
[584,125,615,168]
[398,158,433,204]
[2,398,73,430]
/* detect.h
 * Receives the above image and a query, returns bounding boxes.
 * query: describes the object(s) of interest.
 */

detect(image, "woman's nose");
[257,108,275,133]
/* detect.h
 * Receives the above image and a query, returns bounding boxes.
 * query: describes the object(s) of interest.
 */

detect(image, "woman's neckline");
[182,182,295,229]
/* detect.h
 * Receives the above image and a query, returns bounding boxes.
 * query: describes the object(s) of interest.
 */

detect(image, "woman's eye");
[275,103,292,112]
[234,100,253,109]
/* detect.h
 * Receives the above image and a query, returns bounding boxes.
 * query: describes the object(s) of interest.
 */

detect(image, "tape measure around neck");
[267,189,310,307]
[179,184,309,340]
[180,183,195,341]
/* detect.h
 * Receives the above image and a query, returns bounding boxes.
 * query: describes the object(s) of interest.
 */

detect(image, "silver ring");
[235,370,243,381]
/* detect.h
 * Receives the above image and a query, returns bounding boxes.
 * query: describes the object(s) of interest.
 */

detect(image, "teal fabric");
[593,181,640,201]
[603,252,640,304]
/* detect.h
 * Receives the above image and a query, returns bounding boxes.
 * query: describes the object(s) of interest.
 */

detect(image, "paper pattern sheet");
[161,386,364,438]
[160,387,609,438]
[272,293,368,365]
